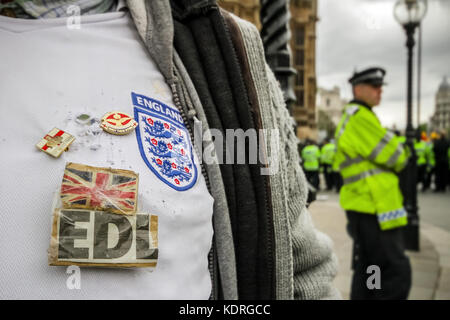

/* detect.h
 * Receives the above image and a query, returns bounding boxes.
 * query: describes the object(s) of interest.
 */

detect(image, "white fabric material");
[0,12,214,299]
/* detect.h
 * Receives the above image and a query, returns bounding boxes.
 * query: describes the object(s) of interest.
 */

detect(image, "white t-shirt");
[0,11,214,299]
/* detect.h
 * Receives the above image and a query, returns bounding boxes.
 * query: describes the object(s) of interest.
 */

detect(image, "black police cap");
[348,67,386,86]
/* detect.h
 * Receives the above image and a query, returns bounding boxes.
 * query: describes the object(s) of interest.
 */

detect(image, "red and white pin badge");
[100,111,138,136]
[36,128,75,158]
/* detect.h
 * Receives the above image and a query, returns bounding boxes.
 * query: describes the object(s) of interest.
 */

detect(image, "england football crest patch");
[132,92,197,191]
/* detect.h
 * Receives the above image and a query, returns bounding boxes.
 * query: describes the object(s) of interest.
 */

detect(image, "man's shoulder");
[341,104,381,137]
[346,103,376,122]
[344,104,361,116]
[220,8,264,52]
[220,8,259,33]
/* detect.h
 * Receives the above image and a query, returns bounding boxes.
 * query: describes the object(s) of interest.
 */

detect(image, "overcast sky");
[316,0,450,130]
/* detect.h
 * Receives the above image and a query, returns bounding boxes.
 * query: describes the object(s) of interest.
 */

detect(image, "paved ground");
[309,190,450,300]
[418,191,450,232]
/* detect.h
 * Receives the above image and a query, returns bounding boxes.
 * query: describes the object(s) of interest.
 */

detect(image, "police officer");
[433,131,450,192]
[321,139,336,190]
[334,67,411,299]
[424,135,435,191]
[301,139,321,190]
[414,131,428,191]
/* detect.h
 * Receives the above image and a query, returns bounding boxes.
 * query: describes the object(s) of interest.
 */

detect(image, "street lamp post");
[394,0,427,251]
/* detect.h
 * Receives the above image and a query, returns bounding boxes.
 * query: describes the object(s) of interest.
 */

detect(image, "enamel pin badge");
[36,128,75,158]
[100,111,138,135]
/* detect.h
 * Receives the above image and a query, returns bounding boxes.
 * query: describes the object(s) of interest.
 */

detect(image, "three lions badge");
[132,92,197,191]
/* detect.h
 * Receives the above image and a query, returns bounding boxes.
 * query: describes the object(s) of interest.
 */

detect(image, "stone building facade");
[431,77,450,132]
[217,0,261,29]
[217,0,318,140]
[289,0,318,140]
[317,86,347,127]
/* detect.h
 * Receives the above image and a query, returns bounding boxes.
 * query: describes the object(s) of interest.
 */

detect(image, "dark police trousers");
[346,211,411,300]
[322,164,334,190]
[304,170,320,190]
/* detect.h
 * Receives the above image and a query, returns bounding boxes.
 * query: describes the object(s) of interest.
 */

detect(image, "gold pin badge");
[36,128,75,158]
[100,111,138,135]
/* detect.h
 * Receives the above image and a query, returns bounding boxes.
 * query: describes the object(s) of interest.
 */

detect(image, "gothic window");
[295,26,305,46]
[295,49,304,67]
[296,70,304,86]
[296,89,304,107]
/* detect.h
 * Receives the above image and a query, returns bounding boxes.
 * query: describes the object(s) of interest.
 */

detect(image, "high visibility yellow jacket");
[414,140,427,166]
[334,101,410,230]
[321,143,336,165]
[302,145,321,171]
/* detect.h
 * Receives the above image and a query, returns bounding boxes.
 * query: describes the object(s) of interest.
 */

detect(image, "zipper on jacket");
[219,10,276,299]
[169,77,218,300]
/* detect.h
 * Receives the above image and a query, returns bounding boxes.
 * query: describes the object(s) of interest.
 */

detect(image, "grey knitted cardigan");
[127,0,340,300]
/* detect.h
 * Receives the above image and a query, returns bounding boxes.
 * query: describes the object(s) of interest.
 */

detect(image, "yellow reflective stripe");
[339,155,364,170]
[336,105,359,139]
[336,116,350,139]
[415,146,426,152]
[368,131,394,161]
[386,147,403,167]
[343,168,386,185]
[340,150,401,171]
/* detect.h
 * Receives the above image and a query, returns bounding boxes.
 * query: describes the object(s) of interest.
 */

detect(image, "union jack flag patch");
[60,162,139,215]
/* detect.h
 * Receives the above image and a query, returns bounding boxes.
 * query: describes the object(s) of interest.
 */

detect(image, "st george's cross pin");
[100,111,138,135]
[36,128,75,158]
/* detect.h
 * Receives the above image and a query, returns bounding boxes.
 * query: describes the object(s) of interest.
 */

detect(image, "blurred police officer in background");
[414,130,428,191]
[433,130,450,192]
[334,67,411,300]
[320,139,336,191]
[301,139,321,190]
